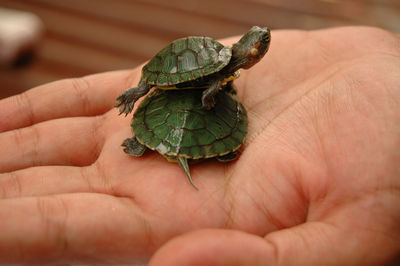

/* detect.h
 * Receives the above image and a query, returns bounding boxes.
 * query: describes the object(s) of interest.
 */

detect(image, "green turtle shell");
[132,89,247,160]
[140,37,232,86]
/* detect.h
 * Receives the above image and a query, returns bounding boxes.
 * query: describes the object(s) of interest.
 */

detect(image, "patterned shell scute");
[141,36,232,86]
[132,89,248,159]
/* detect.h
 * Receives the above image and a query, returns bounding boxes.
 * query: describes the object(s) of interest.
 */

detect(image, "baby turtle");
[116,26,270,114]
[122,88,248,189]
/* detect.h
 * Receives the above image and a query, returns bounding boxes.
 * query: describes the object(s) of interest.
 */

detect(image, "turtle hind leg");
[115,82,152,115]
[217,151,238,162]
[122,137,147,156]
[177,156,199,190]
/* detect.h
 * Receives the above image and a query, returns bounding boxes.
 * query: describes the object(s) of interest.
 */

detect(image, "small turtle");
[116,26,270,114]
[122,88,248,189]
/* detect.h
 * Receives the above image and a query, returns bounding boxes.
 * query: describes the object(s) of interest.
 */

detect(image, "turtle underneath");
[122,88,248,189]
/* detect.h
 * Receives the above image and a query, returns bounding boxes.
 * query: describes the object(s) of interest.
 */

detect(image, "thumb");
[149,223,397,265]
[149,229,274,266]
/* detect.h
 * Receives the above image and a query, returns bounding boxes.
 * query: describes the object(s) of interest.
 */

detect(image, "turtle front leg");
[201,80,222,110]
[122,137,147,156]
[116,82,152,115]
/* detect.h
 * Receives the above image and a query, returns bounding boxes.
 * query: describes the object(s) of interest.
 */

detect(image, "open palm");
[0,27,399,265]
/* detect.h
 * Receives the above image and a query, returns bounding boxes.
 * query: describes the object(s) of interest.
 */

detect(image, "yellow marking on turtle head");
[250,42,261,56]
[250,47,259,56]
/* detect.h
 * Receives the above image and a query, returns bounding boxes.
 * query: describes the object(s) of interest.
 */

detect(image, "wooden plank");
[0,34,141,99]
[39,38,141,72]
[0,61,75,98]
[0,34,139,99]
[354,0,400,9]
[246,0,400,32]
[0,0,171,59]
[0,64,65,91]
[135,0,353,30]
[28,0,249,37]
[2,35,140,85]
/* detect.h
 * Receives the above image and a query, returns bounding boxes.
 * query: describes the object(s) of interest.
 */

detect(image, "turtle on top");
[115,26,271,114]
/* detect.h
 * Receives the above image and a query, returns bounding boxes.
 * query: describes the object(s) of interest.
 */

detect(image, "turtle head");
[232,26,271,69]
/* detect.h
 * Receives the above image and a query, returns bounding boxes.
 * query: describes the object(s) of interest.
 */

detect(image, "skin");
[0,26,399,265]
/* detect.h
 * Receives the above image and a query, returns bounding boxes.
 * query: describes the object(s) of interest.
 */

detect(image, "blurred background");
[0,0,399,99]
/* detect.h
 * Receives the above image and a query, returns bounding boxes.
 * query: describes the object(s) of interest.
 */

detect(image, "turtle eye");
[250,47,259,56]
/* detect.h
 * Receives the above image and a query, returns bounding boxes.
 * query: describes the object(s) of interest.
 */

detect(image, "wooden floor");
[1,0,399,99]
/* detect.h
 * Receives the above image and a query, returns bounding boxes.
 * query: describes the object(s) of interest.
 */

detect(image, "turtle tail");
[177,156,199,190]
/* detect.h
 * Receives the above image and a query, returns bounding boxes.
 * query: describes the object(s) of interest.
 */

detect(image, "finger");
[149,229,274,266]
[0,193,152,264]
[0,115,111,172]
[0,147,194,199]
[0,165,112,198]
[0,69,140,133]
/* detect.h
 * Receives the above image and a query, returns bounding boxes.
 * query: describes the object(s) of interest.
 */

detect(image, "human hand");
[0,26,399,265]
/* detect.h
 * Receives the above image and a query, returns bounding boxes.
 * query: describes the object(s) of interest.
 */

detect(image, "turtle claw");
[202,97,215,110]
[117,102,134,116]
[122,137,147,156]
[115,92,137,115]
[116,83,152,115]
[201,94,216,110]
